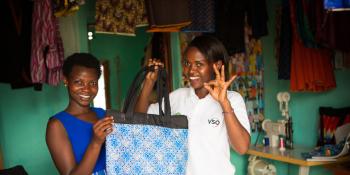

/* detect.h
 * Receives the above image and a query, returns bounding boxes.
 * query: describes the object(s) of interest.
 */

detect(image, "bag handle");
[156,68,171,117]
[123,66,171,119]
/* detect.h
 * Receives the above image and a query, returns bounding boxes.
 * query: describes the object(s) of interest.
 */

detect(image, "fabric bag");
[105,67,188,175]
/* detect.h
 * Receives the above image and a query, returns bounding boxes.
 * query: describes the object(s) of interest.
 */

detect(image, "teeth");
[189,77,199,80]
[80,95,90,99]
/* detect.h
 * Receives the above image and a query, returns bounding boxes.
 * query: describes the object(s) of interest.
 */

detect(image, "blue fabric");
[106,124,188,175]
[52,107,106,173]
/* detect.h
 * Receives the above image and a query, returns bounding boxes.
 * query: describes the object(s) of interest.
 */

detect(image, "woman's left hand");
[204,64,237,104]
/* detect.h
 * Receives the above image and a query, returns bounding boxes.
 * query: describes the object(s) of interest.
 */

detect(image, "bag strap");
[123,66,149,113]
[157,68,171,117]
[123,66,171,119]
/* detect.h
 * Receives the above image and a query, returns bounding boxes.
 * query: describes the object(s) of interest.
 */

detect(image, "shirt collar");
[188,87,213,101]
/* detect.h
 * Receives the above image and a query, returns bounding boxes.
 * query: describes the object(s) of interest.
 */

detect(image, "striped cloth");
[31,0,64,86]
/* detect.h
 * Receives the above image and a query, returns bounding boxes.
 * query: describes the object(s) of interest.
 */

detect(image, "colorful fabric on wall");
[229,25,264,133]
[95,0,148,36]
[289,0,336,92]
[53,0,85,17]
[318,107,350,146]
[31,0,64,86]
[182,0,215,33]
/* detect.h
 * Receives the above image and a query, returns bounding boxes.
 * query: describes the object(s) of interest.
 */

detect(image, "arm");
[134,59,163,113]
[46,117,113,175]
[204,64,250,154]
[220,100,250,154]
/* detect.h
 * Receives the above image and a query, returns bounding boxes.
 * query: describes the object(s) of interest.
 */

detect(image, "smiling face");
[183,47,217,98]
[64,65,99,108]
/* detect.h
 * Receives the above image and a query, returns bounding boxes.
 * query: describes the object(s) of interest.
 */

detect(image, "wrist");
[222,109,234,114]
[90,138,103,148]
[219,99,231,108]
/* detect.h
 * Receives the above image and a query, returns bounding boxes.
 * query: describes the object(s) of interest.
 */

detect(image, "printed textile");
[106,124,188,175]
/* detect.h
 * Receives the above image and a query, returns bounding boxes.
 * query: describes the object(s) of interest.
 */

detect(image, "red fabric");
[289,0,336,92]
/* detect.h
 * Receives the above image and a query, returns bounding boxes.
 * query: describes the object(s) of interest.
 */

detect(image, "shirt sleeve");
[147,102,160,115]
[229,91,251,134]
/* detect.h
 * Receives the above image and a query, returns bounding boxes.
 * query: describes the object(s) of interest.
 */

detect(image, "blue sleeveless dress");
[52,107,106,173]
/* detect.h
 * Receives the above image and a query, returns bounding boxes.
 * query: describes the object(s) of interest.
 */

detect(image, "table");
[247,145,350,175]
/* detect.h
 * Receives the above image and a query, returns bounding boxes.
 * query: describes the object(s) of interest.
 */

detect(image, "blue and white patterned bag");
[105,67,188,175]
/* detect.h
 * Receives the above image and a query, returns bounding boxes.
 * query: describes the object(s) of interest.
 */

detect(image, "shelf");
[247,145,350,167]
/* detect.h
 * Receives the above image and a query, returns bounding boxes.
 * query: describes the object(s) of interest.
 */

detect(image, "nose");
[189,64,197,73]
[81,83,91,92]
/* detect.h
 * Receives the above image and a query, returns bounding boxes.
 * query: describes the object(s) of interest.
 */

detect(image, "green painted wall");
[90,28,152,109]
[0,84,65,175]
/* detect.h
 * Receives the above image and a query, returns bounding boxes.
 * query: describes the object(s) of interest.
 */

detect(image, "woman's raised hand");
[146,58,164,83]
[204,64,237,103]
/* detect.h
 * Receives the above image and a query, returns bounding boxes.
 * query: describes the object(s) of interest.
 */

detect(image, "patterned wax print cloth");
[106,124,188,175]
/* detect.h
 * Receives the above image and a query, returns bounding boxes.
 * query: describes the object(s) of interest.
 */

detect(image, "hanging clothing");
[0,0,35,89]
[95,0,148,36]
[294,0,318,48]
[289,0,336,92]
[277,0,292,80]
[31,0,64,86]
[247,0,269,39]
[214,0,268,55]
[145,0,191,32]
[182,0,215,33]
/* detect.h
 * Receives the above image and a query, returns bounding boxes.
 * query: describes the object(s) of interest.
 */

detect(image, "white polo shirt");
[148,87,250,175]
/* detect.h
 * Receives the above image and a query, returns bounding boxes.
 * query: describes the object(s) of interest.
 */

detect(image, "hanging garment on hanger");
[289,0,336,92]
[0,0,35,89]
[31,0,64,86]
[181,0,215,33]
[145,0,191,32]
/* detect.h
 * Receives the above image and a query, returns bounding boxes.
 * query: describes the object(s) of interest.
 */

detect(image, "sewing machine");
[262,92,293,148]
[262,119,286,147]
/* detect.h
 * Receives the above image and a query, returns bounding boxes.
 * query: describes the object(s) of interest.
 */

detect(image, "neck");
[65,103,91,116]
[194,88,209,99]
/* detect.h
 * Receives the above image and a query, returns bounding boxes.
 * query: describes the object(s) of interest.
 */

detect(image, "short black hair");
[62,53,101,78]
[185,35,229,65]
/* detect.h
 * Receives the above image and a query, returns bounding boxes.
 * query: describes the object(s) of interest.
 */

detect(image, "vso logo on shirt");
[208,117,220,127]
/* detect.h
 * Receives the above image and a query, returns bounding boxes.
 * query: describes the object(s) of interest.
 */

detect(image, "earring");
[64,83,67,87]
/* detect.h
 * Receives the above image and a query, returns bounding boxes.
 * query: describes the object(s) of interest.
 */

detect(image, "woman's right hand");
[146,58,164,84]
[91,116,114,145]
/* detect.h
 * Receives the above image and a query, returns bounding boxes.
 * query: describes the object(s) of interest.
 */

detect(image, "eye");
[195,62,202,67]
[183,60,190,67]
[90,81,98,87]
[73,80,83,86]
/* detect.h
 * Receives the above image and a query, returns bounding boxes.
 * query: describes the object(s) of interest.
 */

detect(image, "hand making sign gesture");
[204,64,237,104]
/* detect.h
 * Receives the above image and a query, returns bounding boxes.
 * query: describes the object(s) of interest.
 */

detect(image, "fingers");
[205,80,218,86]
[93,116,114,135]
[148,58,164,69]
[221,65,225,81]
[213,64,220,80]
[227,74,237,85]
[204,83,214,94]
[213,64,226,81]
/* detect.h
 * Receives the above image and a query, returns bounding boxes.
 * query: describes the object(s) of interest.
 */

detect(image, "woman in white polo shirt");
[135,35,251,175]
